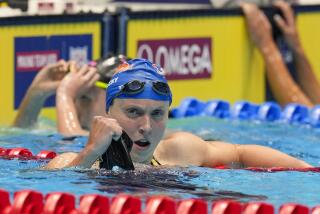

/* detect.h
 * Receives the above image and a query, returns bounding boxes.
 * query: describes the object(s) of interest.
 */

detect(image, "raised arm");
[273,1,320,104]
[13,60,68,128]
[46,116,122,169]
[156,132,311,168]
[56,62,99,136]
[241,3,313,107]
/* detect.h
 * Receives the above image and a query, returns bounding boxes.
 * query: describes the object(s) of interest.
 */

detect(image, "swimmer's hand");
[273,1,300,50]
[241,3,273,51]
[29,59,69,98]
[64,116,123,168]
[57,61,100,99]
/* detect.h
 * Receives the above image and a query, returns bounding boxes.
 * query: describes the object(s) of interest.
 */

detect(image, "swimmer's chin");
[130,152,152,164]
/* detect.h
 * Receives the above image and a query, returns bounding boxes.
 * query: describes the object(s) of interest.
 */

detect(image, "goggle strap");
[95,81,108,89]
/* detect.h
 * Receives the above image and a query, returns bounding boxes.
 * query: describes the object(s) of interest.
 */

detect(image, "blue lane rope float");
[170,97,206,118]
[200,99,230,118]
[257,102,282,122]
[308,105,320,128]
[171,98,320,128]
[281,103,309,124]
[231,101,259,120]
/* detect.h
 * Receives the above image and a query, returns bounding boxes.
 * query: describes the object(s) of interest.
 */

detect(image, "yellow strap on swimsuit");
[150,156,161,166]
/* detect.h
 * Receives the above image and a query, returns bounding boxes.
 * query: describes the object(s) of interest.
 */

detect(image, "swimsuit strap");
[150,156,161,166]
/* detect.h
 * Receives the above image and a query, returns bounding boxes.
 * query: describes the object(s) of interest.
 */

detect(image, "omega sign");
[137,38,212,80]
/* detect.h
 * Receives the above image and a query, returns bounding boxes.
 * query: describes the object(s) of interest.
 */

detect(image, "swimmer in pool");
[46,58,312,169]
[55,61,105,136]
[13,59,105,135]
[56,54,126,136]
[242,1,320,107]
[14,55,124,137]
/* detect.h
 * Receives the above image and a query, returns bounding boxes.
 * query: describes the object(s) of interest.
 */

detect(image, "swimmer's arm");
[56,87,88,136]
[46,126,110,169]
[293,45,320,104]
[159,132,311,168]
[56,62,98,136]
[56,62,90,136]
[14,60,68,128]
[13,88,48,128]
[205,142,312,168]
[156,132,240,167]
[234,144,312,168]
[272,1,320,104]
[45,152,78,169]
[242,3,312,107]
[259,41,313,107]
[46,116,122,170]
[45,149,99,170]
[66,146,101,168]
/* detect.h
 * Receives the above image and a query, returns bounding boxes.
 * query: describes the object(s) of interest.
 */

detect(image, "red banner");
[16,50,59,72]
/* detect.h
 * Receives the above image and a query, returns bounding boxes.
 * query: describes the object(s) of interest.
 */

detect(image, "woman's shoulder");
[155,131,210,166]
[162,131,205,145]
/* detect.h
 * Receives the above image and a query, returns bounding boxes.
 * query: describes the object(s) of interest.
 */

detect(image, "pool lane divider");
[214,165,320,173]
[0,147,56,160]
[170,97,320,127]
[0,148,319,213]
[0,189,317,214]
[1,147,320,173]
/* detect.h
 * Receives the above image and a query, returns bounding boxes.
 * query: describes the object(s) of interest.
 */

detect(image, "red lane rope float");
[110,194,141,214]
[44,192,77,214]
[212,200,242,214]
[177,199,207,214]
[0,189,11,214]
[214,166,320,173]
[79,194,109,214]
[145,196,176,214]
[2,147,319,173]
[12,190,43,214]
[0,147,56,160]
[242,202,274,214]
[1,189,320,214]
[312,206,320,214]
[36,151,57,159]
[9,148,33,158]
[279,203,309,214]
[245,167,320,173]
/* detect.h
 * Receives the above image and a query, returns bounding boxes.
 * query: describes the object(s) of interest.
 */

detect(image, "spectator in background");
[242,1,320,107]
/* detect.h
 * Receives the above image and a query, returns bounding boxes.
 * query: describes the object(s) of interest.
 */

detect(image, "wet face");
[108,99,169,164]
[75,87,106,130]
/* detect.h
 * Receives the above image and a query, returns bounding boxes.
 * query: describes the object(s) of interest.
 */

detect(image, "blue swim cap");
[106,58,172,111]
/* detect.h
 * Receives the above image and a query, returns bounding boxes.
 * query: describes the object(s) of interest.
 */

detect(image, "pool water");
[0,117,320,208]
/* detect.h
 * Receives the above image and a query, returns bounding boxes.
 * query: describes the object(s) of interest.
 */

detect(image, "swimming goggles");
[117,80,171,97]
[94,55,127,89]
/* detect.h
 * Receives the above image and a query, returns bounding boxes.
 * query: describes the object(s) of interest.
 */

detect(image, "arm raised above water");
[46,116,123,169]
[13,60,68,128]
